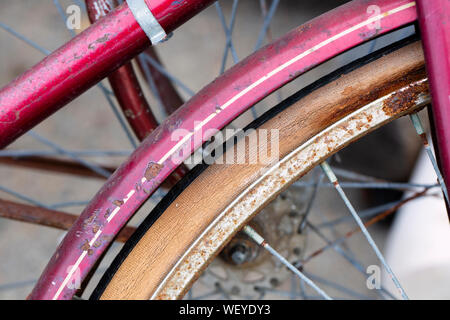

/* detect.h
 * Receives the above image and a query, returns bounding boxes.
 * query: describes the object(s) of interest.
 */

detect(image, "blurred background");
[0,0,448,300]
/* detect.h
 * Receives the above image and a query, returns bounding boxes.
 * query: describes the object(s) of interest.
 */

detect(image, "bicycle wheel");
[93,41,436,300]
[0,0,431,300]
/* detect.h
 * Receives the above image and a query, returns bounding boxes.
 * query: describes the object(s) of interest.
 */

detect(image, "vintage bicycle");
[0,0,448,300]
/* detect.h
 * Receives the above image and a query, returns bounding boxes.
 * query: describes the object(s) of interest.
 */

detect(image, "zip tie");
[126,0,167,45]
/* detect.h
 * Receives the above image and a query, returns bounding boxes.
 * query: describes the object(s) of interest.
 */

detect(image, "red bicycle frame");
[0,0,446,299]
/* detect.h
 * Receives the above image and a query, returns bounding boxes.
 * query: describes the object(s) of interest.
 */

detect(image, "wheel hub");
[200,186,312,299]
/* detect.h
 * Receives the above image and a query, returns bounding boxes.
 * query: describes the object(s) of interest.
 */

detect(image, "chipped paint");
[145,162,164,180]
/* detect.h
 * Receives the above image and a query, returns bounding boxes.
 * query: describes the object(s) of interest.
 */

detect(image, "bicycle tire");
[93,40,429,299]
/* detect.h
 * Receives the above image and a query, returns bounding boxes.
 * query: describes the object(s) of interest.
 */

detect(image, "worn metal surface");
[29,0,418,300]
[0,156,115,179]
[85,0,188,185]
[416,0,450,205]
[153,80,430,300]
[0,155,184,191]
[0,199,135,243]
[86,0,158,141]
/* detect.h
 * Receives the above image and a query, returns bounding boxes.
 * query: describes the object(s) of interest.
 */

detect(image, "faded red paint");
[86,0,188,185]
[416,0,450,206]
[27,0,418,300]
[86,0,158,141]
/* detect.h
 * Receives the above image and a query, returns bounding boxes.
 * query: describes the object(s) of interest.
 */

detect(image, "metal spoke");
[317,188,438,230]
[0,155,117,180]
[97,82,138,148]
[0,266,112,294]
[0,185,93,212]
[318,200,405,229]
[298,171,324,231]
[215,1,239,74]
[289,275,298,300]
[1,8,136,175]
[314,160,356,257]
[49,201,90,209]
[1,14,137,148]
[0,149,131,158]
[53,0,76,36]
[54,0,138,147]
[254,0,280,51]
[138,54,168,117]
[0,279,36,291]
[0,22,50,55]
[303,221,395,300]
[331,167,386,183]
[0,185,50,209]
[294,180,439,191]
[140,54,195,97]
[72,0,87,11]
[258,0,283,104]
[248,0,281,119]
[305,188,429,266]
[303,272,375,300]
[242,225,332,300]
[0,198,137,243]
[258,0,274,43]
[410,112,449,204]
[299,278,308,300]
[28,131,111,178]
[305,221,369,275]
[368,38,378,55]
[320,161,408,300]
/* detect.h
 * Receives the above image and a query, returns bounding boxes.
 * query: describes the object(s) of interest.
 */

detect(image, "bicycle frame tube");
[27,0,418,300]
[0,0,215,148]
[137,48,185,115]
[416,0,450,203]
[85,0,187,186]
[86,0,158,141]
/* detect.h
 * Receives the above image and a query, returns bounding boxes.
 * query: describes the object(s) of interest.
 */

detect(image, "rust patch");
[88,33,111,50]
[81,240,90,251]
[93,239,102,248]
[104,208,111,219]
[92,224,100,233]
[316,65,426,131]
[145,162,164,180]
[382,81,429,116]
[113,199,124,207]
[419,132,429,146]
[297,23,312,33]
[96,33,110,44]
